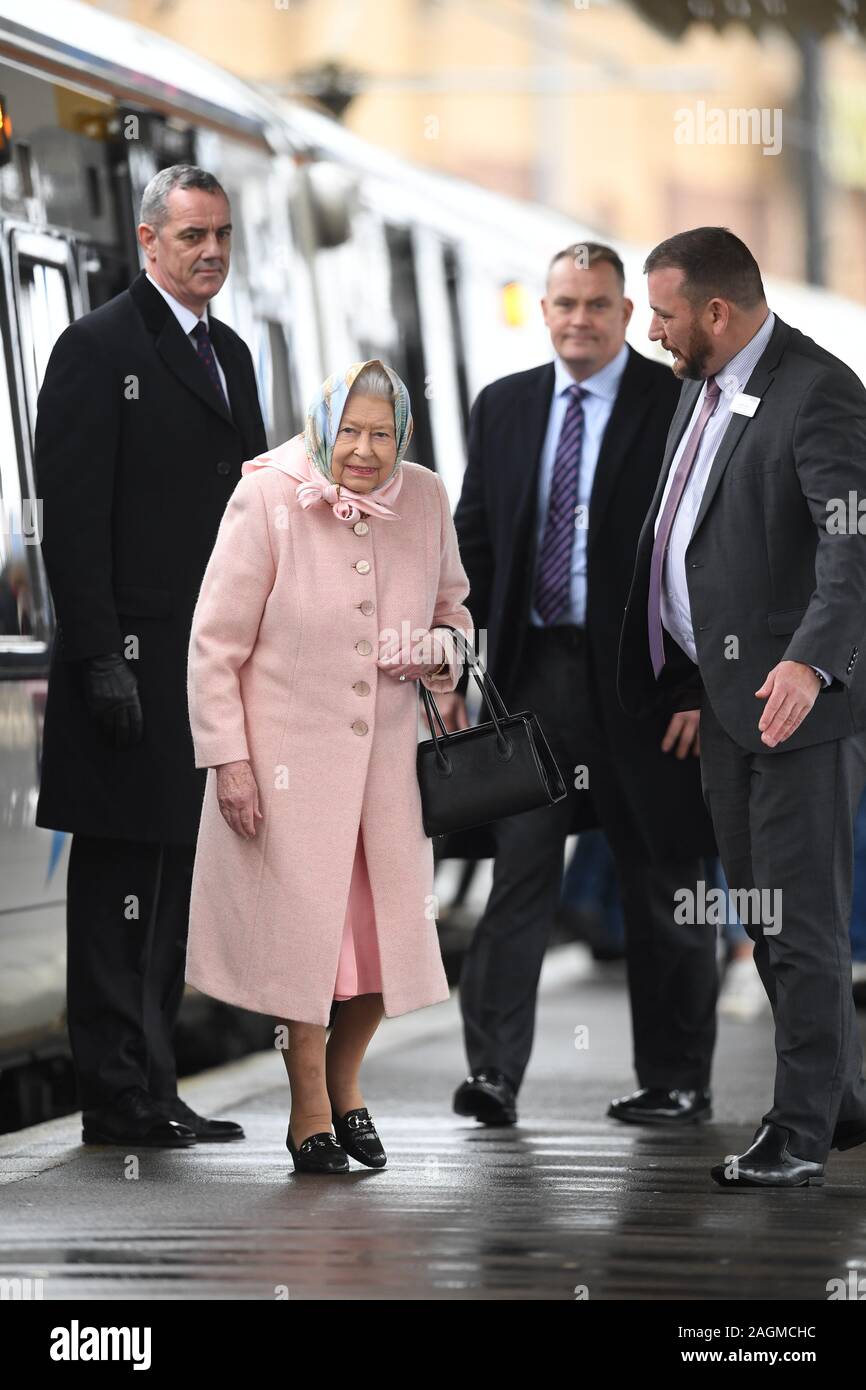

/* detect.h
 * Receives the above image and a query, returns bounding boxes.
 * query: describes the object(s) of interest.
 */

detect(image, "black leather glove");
[82,652,143,749]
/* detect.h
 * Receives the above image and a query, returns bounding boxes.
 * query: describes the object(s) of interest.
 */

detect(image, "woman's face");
[331,394,397,492]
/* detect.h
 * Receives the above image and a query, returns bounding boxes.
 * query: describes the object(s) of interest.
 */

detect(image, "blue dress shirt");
[530,343,630,628]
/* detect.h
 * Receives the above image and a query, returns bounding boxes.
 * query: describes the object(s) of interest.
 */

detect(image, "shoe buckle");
[300,1133,339,1153]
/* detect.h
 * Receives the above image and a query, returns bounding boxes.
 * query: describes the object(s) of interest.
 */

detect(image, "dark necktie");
[191,321,229,411]
[647,377,722,677]
[534,383,585,625]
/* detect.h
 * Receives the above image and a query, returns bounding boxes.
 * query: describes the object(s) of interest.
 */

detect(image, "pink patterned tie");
[647,378,721,678]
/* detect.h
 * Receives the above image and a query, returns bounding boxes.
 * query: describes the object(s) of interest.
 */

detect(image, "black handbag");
[416,630,568,838]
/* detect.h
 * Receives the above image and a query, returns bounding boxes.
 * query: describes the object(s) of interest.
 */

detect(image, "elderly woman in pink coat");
[185,359,473,1174]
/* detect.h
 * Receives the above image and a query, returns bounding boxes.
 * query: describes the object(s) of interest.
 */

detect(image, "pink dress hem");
[332,826,383,1001]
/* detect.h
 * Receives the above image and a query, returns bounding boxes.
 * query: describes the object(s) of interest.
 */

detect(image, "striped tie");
[534,383,585,624]
[191,321,229,411]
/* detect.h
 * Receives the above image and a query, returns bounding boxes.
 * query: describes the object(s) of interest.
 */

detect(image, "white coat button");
[352,719,368,735]
[359,600,375,615]
[353,520,369,535]
[355,559,371,574]
[354,680,371,696]
[356,639,372,655]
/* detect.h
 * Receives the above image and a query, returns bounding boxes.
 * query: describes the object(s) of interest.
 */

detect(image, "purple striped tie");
[534,383,585,624]
[647,377,722,678]
[191,321,229,411]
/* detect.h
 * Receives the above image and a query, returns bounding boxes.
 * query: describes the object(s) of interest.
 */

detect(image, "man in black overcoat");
[35,165,267,1146]
[439,243,718,1127]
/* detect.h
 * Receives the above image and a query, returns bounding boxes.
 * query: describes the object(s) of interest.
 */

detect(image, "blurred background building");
[88,0,866,304]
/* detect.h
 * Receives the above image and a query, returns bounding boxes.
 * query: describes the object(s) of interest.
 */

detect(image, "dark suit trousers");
[459,626,717,1092]
[66,834,196,1111]
[699,695,866,1162]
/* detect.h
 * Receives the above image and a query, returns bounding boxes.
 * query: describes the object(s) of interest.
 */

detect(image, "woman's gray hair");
[347,362,399,406]
[140,165,228,231]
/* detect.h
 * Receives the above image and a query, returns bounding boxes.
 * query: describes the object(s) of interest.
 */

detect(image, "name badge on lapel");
[730,392,760,417]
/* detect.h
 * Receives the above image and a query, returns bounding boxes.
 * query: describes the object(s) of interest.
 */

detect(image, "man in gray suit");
[619,226,866,1189]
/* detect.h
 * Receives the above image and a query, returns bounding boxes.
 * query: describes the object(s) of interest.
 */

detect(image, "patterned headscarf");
[304,358,413,488]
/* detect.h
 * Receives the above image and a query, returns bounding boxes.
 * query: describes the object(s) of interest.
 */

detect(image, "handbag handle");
[419,629,512,769]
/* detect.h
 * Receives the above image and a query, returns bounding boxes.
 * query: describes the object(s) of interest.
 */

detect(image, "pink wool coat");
[184,434,474,1024]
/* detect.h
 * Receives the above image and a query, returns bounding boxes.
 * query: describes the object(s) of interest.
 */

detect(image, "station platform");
[2,946,865,1303]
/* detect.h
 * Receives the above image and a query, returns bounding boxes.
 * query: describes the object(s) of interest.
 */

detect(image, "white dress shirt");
[145,271,229,405]
[530,342,629,627]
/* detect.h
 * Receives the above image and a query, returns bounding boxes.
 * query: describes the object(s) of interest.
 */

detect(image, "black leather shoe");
[711,1121,825,1188]
[453,1069,517,1126]
[607,1086,712,1126]
[82,1086,196,1148]
[332,1106,387,1168]
[286,1126,350,1174]
[151,1096,244,1142]
[831,1117,866,1151]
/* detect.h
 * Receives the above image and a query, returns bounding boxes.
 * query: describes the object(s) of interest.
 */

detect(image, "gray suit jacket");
[617,314,866,753]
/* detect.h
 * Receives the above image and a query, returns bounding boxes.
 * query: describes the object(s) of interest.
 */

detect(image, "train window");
[18,263,72,433]
[0,231,78,662]
[313,243,357,375]
[412,229,469,505]
[11,234,76,443]
[266,321,301,443]
[82,247,131,313]
[85,166,103,221]
[15,141,34,200]
[443,245,470,443]
[383,224,435,473]
[329,209,399,366]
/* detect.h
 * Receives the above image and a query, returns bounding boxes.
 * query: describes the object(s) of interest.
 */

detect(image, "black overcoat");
[443,346,717,863]
[34,270,267,844]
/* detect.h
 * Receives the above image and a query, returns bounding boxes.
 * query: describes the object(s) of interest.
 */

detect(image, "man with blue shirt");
[442,243,718,1128]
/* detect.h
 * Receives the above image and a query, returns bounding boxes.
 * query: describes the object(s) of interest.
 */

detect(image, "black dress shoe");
[453,1068,517,1126]
[332,1106,387,1168]
[151,1096,244,1142]
[607,1086,712,1126]
[82,1086,196,1148]
[286,1126,350,1174]
[711,1121,825,1189]
[831,1117,866,1151]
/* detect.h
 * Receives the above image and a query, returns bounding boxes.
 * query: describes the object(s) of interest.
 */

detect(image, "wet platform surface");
[2,947,866,1301]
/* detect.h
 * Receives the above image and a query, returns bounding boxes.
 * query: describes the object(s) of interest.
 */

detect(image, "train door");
[0,224,79,1075]
[411,227,470,508]
[382,224,435,474]
[0,225,82,654]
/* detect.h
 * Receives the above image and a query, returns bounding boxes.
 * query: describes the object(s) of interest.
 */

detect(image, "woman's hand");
[216,760,263,839]
[376,627,451,681]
